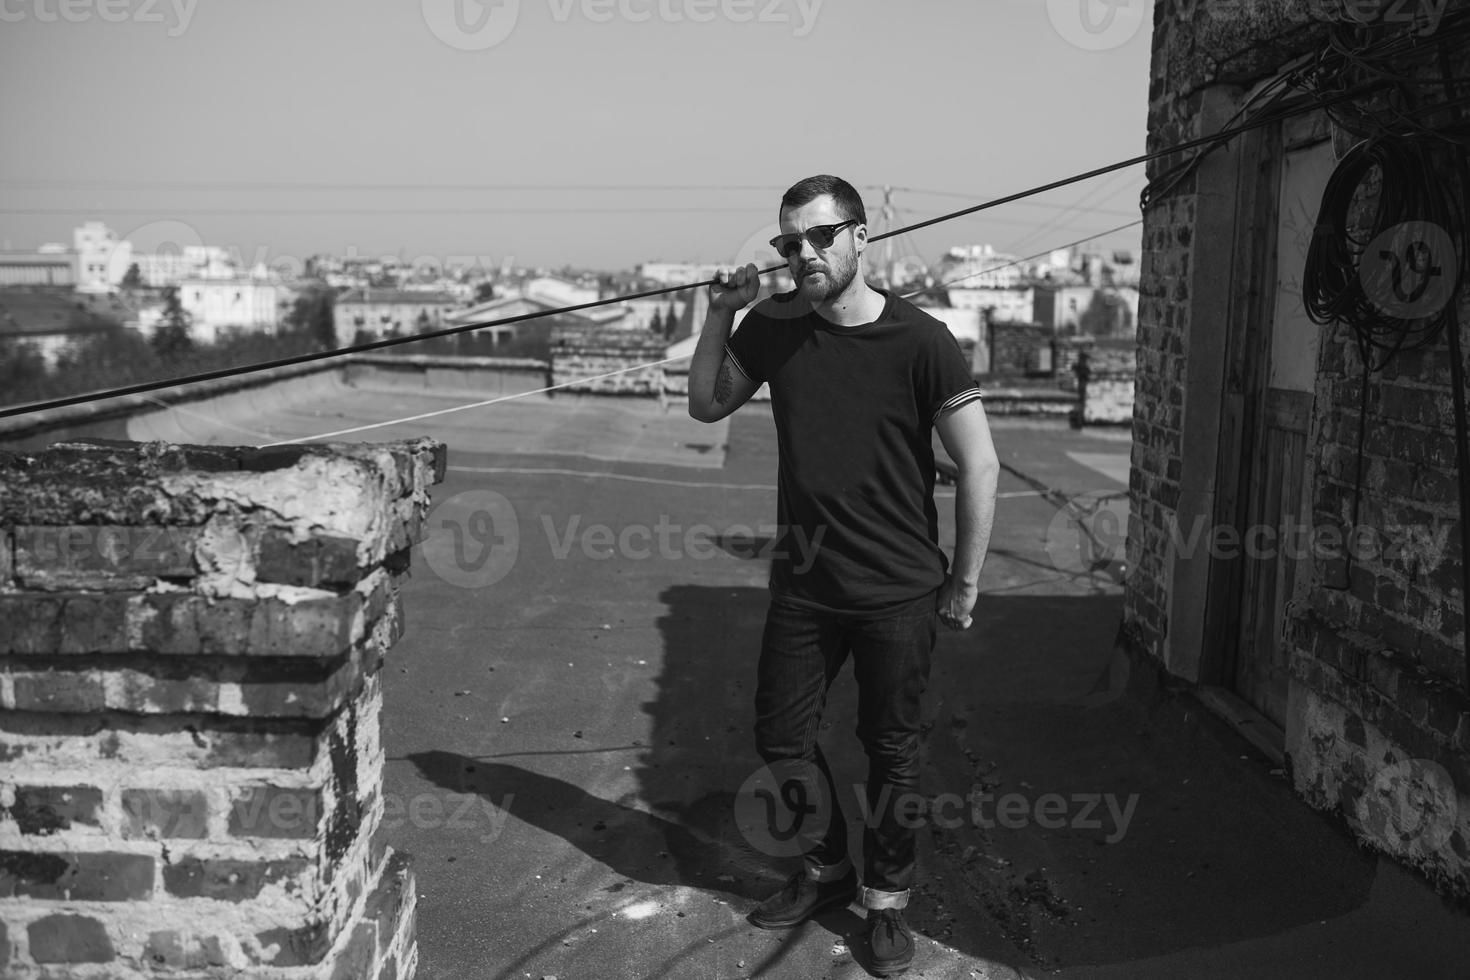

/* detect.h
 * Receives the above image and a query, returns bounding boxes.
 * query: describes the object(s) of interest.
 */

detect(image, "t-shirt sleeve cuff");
[724,343,755,382]
[931,386,984,425]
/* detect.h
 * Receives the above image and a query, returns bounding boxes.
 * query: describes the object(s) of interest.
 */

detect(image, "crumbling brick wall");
[0,436,444,976]
[1132,0,1470,899]
[987,322,1052,377]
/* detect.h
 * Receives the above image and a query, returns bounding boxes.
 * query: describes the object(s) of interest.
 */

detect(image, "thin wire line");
[261,220,1142,445]
[0,82,1380,424]
[0,179,789,192]
[448,465,778,492]
[900,220,1143,298]
[259,357,685,446]
[0,206,774,216]
[138,392,276,440]
[880,185,1141,218]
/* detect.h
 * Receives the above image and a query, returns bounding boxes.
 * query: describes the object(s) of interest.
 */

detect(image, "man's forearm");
[687,306,737,417]
[951,461,999,588]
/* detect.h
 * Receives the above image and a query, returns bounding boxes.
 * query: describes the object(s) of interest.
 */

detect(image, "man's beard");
[796,249,858,304]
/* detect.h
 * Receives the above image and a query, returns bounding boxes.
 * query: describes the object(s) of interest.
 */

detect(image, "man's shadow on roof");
[403,749,881,974]
[405,749,778,904]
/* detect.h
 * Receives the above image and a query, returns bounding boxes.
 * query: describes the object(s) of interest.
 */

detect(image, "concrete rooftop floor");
[122,372,1470,979]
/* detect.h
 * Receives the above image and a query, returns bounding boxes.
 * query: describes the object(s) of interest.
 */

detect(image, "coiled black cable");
[1303,137,1461,365]
[1302,130,1468,692]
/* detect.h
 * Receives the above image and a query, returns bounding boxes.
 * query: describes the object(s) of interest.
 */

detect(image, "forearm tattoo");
[714,361,734,405]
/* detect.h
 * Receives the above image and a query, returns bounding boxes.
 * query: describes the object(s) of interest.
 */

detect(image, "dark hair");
[780,175,866,225]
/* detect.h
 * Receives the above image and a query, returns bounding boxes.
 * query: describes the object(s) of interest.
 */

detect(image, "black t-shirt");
[724,287,983,617]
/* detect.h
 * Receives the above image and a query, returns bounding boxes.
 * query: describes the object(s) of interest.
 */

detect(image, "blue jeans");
[752,593,937,908]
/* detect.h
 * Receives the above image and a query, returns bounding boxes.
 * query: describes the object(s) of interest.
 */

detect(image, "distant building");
[0,290,125,367]
[333,289,459,345]
[134,246,236,288]
[444,295,558,347]
[921,306,984,345]
[947,286,1034,323]
[176,273,285,343]
[936,245,1025,289]
[637,262,723,287]
[1033,284,1139,337]
[71,222,244,291]
[619,296,686,335]
[0,251,77,287]
[401,280,476,303]
[74,222,124,293]
[524,276,599,308]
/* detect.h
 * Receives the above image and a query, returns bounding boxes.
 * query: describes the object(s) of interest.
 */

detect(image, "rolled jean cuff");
[860,885,909,910]
[803,855,853,883]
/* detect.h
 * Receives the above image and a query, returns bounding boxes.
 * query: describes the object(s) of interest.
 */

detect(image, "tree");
[120,263,142,289]
[0,341,52,407]
[286,285,337,350]
[151,286,194,361]
[474,281,496,303]
[649,308,664,337]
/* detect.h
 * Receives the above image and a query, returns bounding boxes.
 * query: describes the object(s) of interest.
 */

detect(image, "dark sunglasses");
[768,219,858,259]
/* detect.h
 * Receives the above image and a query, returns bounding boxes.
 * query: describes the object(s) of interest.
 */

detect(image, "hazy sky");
[0,0,1155,273]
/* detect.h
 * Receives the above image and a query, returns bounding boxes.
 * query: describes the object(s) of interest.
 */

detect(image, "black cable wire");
[1433,44,1470,696]
[899,221,1143,301]
[0,83,1384,423]
[1299,26,1469,691]
[1141,11,1470,213]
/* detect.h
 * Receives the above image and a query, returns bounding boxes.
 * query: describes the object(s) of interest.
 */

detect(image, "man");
[688,175,999,976]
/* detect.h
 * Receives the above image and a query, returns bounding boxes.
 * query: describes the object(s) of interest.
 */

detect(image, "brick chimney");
[0,436,444,978]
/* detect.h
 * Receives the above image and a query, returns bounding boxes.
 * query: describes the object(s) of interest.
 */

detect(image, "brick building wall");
[1056,337,1137,393]
[987,322,1052,377]
[0,437,443,976]
[1128,0,1470,898]
[550,329,669,396]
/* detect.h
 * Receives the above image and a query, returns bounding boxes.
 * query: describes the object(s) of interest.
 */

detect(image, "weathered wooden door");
[1205,117,1334,730]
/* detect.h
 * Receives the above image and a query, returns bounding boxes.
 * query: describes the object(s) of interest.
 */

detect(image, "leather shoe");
[867,907,914,975]
[749,868,858,929]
